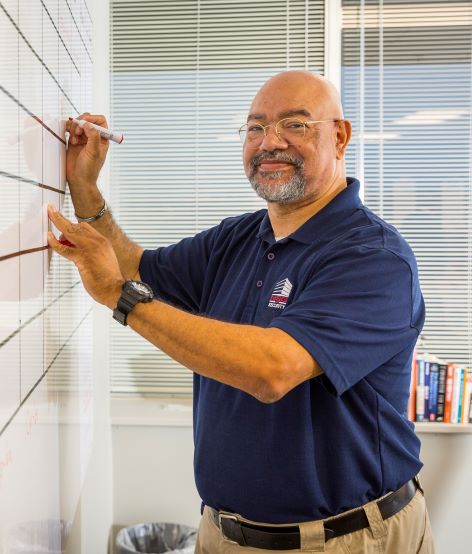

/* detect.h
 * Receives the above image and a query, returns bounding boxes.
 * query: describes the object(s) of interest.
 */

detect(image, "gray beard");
[249,170,306,204]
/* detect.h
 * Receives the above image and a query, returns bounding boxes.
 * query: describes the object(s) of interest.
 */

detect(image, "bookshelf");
[410,353,472,427]
[414,423,472,434]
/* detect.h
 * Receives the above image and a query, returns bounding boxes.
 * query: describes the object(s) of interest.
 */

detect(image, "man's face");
[242,78,339,205]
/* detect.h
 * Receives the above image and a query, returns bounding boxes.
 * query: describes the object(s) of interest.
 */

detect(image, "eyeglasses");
[238,117,340,145]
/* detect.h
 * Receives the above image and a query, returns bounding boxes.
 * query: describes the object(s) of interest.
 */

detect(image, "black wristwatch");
[112,280,154,326]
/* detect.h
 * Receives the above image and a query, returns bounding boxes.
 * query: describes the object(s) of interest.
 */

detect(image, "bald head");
[251,71,344,121]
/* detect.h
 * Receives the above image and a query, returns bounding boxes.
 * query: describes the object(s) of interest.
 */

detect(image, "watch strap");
[112,295,135,326]
[112,306,128,326]
[112,281,154,326]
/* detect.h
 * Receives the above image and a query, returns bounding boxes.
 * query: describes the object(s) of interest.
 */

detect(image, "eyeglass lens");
[239,118,307,143]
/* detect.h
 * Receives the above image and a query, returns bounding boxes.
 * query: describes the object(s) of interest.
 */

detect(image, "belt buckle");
[218,512,240,544]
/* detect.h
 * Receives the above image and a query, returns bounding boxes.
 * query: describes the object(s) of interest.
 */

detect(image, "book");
[428,362,439,421]
[423,360,431,421]
[457,368,466,423]
[444,364,454,423]
[408,352,417,422]
[416,357,426,422]
[461,370,472,424]
[451,366,465,424]
[436,363,447,422]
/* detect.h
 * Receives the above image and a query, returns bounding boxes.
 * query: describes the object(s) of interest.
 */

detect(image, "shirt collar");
[256,177,363,245]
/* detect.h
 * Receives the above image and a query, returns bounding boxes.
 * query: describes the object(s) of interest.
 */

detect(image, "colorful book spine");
[428,363,439,422]
[423,361,431,421]
[451,366,464,424]
[416,358,426,422]
[408,353,417,422]
[469,392,472,424]
[461,370,472,424]
[444,364,454,423]
[456,368,465,423]
[436,363,447,422]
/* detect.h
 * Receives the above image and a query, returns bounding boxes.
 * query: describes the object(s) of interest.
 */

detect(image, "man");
[48,71,434,553]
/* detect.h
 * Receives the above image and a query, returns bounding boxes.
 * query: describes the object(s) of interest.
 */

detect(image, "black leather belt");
[208,478,419,550]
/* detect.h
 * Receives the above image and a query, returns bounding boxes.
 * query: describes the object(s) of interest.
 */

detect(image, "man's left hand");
[47,205,125,310]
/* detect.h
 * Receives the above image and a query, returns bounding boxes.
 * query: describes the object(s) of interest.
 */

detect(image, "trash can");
[115,522,197,554]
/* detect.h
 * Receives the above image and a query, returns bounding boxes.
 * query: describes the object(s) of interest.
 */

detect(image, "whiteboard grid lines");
[0,84,66,145]
[0,305,92,439]
[0,281,80,350]
[39,0,81,76]
[0,169,67,195]
[0,0,79,114]
[64,0,93,64]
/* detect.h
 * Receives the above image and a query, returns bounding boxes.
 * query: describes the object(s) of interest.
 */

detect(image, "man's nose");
[259,127,288,151]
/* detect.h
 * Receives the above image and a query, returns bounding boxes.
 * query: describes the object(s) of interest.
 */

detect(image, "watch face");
[127,280,153,299]
[132,282,151,294]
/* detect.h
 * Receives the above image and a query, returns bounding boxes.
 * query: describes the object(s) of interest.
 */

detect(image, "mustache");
[250,151,304,170]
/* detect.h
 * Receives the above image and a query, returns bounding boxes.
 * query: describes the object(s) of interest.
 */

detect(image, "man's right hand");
[66,113,110,190]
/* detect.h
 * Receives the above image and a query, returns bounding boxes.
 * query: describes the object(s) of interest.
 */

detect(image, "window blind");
[109,0,325,395]
[341,0,472,365]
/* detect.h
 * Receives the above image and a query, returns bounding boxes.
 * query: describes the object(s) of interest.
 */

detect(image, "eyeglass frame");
[238,117,342,145]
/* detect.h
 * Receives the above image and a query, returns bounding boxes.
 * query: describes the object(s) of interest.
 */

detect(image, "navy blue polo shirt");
[139,177,425,524]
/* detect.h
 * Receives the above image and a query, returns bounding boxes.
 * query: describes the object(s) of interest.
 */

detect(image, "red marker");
[58,236,76,248]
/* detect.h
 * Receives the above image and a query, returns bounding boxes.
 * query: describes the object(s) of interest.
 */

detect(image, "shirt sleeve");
[139,225,220,312]
[268,244,424,396]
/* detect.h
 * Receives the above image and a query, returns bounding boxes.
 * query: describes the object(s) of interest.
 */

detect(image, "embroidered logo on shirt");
[268,278,293,309]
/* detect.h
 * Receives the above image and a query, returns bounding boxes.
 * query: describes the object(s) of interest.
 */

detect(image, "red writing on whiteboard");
[25,409,39,436]
[0,448,13,489]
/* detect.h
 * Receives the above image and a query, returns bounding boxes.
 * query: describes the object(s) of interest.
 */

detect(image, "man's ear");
[335,119,352,159]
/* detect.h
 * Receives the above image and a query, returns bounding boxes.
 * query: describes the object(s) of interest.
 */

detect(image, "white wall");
[111,398,200,533]
[417,431,472,554]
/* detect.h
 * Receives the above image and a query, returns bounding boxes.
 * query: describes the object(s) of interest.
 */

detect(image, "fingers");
[66,112,88,142]
[47,205,95,246]
[82,121,102,152]
[66,112,108,145]
[66,112,108,132]
[47,204,75,234]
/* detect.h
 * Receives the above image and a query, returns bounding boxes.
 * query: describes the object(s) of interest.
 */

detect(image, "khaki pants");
[195,489,435,553]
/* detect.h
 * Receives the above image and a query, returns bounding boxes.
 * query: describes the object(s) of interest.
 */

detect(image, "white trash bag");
[116,522,197,554]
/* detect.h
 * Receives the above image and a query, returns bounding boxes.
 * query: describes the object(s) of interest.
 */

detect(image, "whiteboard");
[0,0,95,551]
